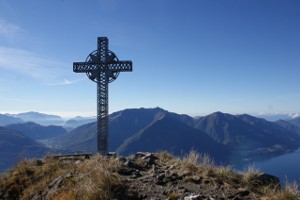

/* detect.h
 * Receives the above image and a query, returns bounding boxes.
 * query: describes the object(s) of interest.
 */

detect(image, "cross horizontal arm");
[73,61,132,73]
[108,61,132,72]
[73,62,98,72]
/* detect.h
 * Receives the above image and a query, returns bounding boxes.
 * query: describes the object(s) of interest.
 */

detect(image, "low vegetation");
[0,151,299,200]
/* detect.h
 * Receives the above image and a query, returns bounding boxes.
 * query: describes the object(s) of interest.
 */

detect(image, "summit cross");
[73,37,133,155]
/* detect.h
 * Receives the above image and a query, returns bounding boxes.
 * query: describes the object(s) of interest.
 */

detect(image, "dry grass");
[3,158,78,199]
[176,151,300,200]
[73,155,123,200]
[241,165,262,190]
[277,180,300,200]
[214,165,241,185]
[1,151,300,200]
[156,151,176,163]
[53,189,75,200]
[179,150,215,175]
[0,155,123,200]
[168,191,180,200]
[261,180,300,200]
[183,150,215,167]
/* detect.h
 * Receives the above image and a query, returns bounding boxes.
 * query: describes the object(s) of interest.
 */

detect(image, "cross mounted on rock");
[73,37,133,155]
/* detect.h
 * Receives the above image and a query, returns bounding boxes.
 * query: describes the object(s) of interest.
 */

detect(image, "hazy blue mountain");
[0,114,23,126]
[6,122,67,140]
[0,126,49,172]
[194,112,300,163]
[46,107,170,153]
[253,114,292,121]
[194,112,299,147]
[288,116,300,128]
[47,108,229,163]
[44,108,300,165]
[116,113,230,163]
[194,112,251,145]
[9,111,64,126]
[109,107,195,150]
[275,120,300,135]
[237,114,300,148]
[45,122,97,152]
[64,116,96,129]
[253,113,300,122]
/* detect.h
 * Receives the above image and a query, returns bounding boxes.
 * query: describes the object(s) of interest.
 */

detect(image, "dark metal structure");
[73,37,132,155]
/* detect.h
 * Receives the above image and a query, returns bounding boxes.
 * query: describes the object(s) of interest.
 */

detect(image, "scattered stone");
[165,171,182,182]
[116,156,127,163]
[228,190,250,200]
[36,159,44,166]
[107,152,117,157]
[155,179,166,186]
[118,168,136,176]
[75,160,81,164]
[132,170,142,178]
[134,152,148,158]
[180,170,192,177]
[141,153,158,167]
[156,173,165,181]
[184,194,202,200]
[142,152,158,160]
[235,190,250,197]
[48,173,74,190]
[168,165,176,170]
[188,176,203,184]
[255,173,280,188]
[124,159,138,169]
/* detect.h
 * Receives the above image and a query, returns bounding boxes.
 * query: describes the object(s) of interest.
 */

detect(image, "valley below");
[1,107,300,182]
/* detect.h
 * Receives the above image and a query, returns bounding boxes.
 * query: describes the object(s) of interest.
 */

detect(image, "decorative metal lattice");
[73,37,132,155]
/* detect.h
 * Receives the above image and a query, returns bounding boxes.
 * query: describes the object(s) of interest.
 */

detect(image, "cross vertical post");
[73,37,133,155]
[97,38,109,154]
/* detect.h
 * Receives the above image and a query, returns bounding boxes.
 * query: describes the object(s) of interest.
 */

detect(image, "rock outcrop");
[0,152,293,200]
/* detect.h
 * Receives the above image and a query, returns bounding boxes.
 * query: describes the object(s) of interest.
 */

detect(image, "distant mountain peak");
[6,111,64,126]
[207,111,236,121]
[120,107,167,114]
[0,114,23,126]
[210,111,231,116]
[211,111,224,115]
[15,111,62,119]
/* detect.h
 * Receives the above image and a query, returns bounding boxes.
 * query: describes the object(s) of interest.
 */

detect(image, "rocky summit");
[0,152,299,200]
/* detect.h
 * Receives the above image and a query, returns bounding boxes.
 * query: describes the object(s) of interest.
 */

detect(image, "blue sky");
[0,0,299,118]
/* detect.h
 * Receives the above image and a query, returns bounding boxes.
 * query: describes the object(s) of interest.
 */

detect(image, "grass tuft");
[168,191,180,200]
[215,165,241,185]
[277,180,300,200]
[241,165,262,190]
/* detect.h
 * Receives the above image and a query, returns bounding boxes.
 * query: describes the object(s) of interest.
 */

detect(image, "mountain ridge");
[6,111,64,126]
[6,122,67,140]
[43,108,300,166]
[116,112,230,163]
[2,109,300,126]
[2,107,300,172]
[0,114,23,126]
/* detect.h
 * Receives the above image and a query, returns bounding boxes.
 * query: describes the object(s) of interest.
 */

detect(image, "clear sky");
[0,0,299,118]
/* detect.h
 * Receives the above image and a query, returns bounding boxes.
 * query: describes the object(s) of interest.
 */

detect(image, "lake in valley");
[237,148,300,185]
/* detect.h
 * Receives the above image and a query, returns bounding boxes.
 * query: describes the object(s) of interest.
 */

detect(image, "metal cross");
[73,37,132,155]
